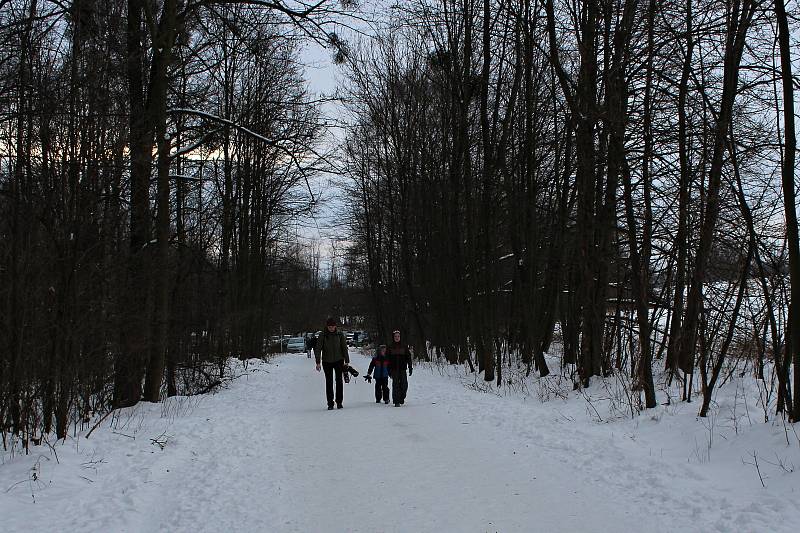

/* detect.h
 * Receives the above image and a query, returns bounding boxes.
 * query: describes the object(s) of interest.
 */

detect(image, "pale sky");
[296,2,386,270]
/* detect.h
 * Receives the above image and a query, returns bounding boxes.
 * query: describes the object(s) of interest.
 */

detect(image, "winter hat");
[326,317,337,327]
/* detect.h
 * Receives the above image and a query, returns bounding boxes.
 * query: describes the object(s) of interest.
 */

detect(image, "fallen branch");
[742,451,766,488]
[85,410,115,440]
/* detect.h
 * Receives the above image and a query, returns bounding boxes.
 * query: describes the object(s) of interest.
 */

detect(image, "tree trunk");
[666,0,694,377]
[115,0,150,408]
[676,0,756,377]
[774,0,800,422]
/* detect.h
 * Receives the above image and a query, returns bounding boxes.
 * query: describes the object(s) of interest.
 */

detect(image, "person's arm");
[367,358,376,375]
[315,338,322,366]
[407,347,413,374]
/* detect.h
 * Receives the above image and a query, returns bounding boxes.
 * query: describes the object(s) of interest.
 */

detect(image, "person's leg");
[399,372,408,404]
[391,375,400,405]
[374,379,381,402]
[322,362,334,408]
[380,378,390,403]
[334,360,344,407]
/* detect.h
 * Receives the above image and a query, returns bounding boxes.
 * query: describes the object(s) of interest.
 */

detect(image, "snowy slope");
[2,353,799,532]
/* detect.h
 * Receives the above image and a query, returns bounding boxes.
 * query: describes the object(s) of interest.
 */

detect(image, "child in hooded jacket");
[365,344,391,404]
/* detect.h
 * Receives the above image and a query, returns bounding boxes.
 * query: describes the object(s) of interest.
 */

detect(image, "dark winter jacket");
[387,342,412,378]
[368,352,391,379]
[305,336,317,351]
[315,330,349,365]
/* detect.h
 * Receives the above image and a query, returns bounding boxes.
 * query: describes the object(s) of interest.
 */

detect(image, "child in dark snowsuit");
[365,344,391,404]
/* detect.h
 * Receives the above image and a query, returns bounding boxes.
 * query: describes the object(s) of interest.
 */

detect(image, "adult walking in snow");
[315,317,350,410]
[387,330,413,406]
[305,333,316,359]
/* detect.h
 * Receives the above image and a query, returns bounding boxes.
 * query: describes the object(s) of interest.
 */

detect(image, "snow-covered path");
[4,353,800,532]
[151,353,635,532]
[256,355,642,533]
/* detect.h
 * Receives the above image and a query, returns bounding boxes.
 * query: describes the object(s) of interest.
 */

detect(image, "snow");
[2,353,799,532]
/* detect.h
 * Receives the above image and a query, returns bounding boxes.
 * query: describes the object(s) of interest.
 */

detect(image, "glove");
[364,375,372,383]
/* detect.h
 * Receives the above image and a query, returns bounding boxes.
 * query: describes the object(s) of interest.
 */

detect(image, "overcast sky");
[295,2,385,268]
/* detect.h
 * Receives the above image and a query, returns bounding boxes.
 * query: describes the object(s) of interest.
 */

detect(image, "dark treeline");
[342,0,800,420]
[0,0,351,450]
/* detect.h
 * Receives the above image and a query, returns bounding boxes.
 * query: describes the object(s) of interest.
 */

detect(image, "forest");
[341,0,800,418]
[2,0,800,454]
